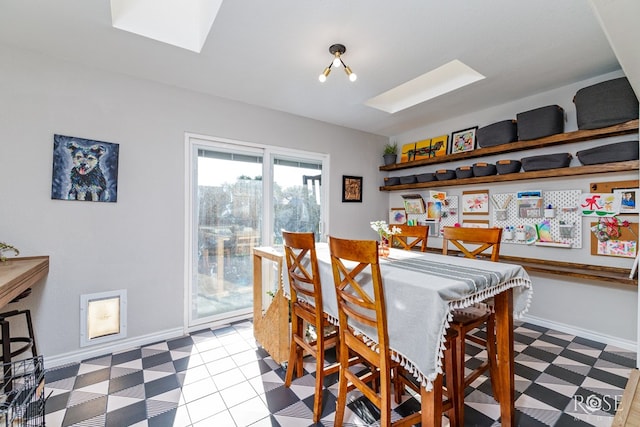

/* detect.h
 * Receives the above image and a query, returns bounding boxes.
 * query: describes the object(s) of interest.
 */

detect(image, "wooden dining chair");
[282,231,339,423]
[390,224,429,252]
[329,236,459,427]
[442,226,503,425]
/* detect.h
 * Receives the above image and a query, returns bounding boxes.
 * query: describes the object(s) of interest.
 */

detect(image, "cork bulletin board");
[589,179,639,258]
[590,221,638,258]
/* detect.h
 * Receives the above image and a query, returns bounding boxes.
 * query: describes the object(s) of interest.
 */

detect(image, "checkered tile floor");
[44,321,635,426]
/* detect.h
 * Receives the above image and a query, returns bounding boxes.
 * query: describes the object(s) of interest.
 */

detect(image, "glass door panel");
[193,149,263,323]
[272,157,323,244]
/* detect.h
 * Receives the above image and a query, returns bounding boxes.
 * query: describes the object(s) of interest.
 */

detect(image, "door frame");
[184,132,329,331]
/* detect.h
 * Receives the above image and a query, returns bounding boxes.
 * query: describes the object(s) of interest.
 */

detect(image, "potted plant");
[0,242,19,262]
[383,141,398,165]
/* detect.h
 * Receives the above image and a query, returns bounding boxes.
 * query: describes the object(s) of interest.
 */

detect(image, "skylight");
[365,60,485,114]
[110,0,223,53]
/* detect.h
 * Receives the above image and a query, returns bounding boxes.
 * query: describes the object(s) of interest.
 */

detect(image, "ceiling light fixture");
[319,44,357,83]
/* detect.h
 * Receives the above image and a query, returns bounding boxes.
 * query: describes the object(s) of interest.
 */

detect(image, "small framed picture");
[449,126,478,154]
[614,188,639,214]
[389,207,407,225]
[342,175,362,203]
[462,190,489,215]
[403,198,426,214]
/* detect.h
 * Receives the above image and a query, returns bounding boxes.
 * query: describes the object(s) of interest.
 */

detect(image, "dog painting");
[51,134,119,202]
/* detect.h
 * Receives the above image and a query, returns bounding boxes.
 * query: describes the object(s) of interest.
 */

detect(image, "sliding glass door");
[187,136,326,327]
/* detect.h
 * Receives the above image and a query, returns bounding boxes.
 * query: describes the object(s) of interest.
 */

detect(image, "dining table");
[281,242,532,427]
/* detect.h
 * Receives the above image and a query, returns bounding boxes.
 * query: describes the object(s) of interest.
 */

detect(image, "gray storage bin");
[495,160,522,174]
[384,177,400,186]
[416,172,436,182]
[399,175,417,184]
[517,105,564,140]
[476,120,518,148]
[521,153,572,171]
[455,166,474,179]
[574,77,639,130]
[576,140,639,165]
[472,162,497,176]
[435,169,456,180]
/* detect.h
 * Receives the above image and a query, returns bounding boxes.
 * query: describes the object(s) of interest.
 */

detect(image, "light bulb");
[345,66,357,82]
[332,55,342,68]
[319,66,331,82]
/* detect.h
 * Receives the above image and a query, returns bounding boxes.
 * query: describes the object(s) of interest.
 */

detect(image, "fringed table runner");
[282,243,532,391]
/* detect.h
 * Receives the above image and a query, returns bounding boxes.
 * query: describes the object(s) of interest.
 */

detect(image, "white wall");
[392,70,638,347]
[0,44,388,364]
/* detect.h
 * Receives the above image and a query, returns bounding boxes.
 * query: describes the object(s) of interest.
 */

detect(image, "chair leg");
[379,366,392,427]
[312,336,325,423]
[334,343,349,427]
[393,366,403,404]
[284,317,303,387]
[485,314,500,402]
[24,310,37,357]
[1,318,10,365]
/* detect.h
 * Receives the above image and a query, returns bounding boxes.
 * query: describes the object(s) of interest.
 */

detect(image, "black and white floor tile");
[44,321,635,426]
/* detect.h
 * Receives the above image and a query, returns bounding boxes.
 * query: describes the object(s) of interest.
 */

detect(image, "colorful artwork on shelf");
[400,142,417,163]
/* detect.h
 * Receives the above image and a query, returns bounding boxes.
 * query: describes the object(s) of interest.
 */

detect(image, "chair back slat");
[283,231,323,316]
[442,226,502,262]
[391,224,429,252]
[329,236,389,350]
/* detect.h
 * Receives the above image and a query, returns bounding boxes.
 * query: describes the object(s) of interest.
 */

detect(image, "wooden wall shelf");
[380,160,639,191]
[380,119,639,172]
[500,255,636,287]
[0,256,49,308]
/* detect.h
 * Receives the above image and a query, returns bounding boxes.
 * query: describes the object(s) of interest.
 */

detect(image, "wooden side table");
[252,247,289,364]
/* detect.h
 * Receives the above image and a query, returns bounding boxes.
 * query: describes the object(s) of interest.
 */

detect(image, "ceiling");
[0,1,624,137]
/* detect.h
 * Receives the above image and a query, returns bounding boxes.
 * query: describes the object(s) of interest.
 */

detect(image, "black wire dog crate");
[0,356,45,426]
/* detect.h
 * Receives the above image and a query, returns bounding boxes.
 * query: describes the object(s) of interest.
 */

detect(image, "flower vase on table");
[370,220,400,259]
[378,237,390,258]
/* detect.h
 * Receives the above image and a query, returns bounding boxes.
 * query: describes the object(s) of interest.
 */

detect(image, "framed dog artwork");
[51,134,120,202]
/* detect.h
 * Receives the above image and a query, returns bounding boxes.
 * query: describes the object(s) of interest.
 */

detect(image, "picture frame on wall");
[342,175,362,203]
[449,126,478,154]
[462,190,489,215]
[389,207,407,225]
[51,134,120,203]
[614,188,639,214]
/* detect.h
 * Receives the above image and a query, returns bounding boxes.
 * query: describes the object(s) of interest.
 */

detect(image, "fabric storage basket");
[384,176,400,186]
[476,120,518,148]
[435,169,456,180]
[455,166,474,179]
[576,140,639,165]
[399,175,417,184]
[472,162,497,176]
[521,153,572,171]
[495,159,522,174]
[516,105,564,140]
[416,172,436,182]
[573,77,639,130]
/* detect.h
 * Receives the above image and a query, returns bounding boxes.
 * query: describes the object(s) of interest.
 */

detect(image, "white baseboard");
[44,327,185,368]
[522,314,638,352]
